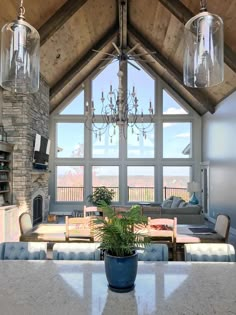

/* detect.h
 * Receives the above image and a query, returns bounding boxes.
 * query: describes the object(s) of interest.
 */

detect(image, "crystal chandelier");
[85,61,154,142]
[0,0,40,94]
[183,0,224,88]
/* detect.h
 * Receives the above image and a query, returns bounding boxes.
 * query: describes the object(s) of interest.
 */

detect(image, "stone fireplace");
[1,77,50,219]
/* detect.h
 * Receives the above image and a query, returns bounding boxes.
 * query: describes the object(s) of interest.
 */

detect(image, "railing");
[57,187,84,201]
[128,187,154,202]
[57,186,189,202]
[163,186,189,201]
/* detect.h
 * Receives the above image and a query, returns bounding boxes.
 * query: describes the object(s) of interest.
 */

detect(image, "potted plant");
[87,186,115,206]
[94,201,149,293]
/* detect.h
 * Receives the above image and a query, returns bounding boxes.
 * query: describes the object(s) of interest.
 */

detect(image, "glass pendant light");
[183,0,224,88]
[0,0,40,94]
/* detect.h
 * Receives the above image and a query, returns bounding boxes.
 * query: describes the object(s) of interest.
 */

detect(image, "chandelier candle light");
[0,0,40,94]
[183,0,224,88]
[85,63,154,142]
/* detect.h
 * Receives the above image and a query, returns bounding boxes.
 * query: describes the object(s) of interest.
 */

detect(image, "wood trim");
[39,0,88,46]
[159,0,236,73]
[128,24,215,114]
[50,25,119,100]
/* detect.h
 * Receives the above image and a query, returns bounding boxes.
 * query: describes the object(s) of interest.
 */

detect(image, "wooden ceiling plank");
[128,23,215,114]
[159,0,236,73]
[50,25,119,99]
[39,0,88,46]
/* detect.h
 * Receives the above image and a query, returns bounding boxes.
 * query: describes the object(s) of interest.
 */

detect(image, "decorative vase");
[104,251,138,293]
[189,192,199,205]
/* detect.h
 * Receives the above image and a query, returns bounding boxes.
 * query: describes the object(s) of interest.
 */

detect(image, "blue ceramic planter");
[104,251,138,293]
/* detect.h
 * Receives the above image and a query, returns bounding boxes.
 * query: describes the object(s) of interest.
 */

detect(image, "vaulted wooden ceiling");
[0,0,235,115]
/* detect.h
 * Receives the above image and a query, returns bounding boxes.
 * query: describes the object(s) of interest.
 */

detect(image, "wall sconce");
[183,0,224,88]
[0,0,40,94]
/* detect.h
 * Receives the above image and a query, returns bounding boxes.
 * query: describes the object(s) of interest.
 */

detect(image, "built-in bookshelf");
[0,142,13,206]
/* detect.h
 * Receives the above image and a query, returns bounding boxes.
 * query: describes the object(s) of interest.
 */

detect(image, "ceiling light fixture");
[183,0,224,88]
[0,0,40,94]
[85,0,154,142]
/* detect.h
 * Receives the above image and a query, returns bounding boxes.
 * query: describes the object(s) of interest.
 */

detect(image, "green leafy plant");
[87,186,115,206]
[95,201,150,257]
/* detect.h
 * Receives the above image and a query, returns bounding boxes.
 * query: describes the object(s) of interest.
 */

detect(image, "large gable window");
[50,61,201,212]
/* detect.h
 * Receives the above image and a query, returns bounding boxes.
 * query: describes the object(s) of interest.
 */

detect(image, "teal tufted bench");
[52,243,101,260]
[137,244,169,261]
[184,243,235,262]
[0,242,47,260]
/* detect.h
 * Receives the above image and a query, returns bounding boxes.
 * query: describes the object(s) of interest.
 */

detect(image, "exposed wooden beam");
[159,0,236,73]
[50,25,119,99]
[39,0,88,46]
[128,24,216,114]
[118,0,127,49]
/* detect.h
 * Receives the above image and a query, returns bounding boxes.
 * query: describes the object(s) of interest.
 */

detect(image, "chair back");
[84,206,101,217]
[214,214,230,241]
[137,244,168,261]
[147,217,177,241]
[19,212,33,235]
[0,242,47,260]
[53,243,101,260]
[184,243,235,262]
[147,217,177,260]
[65,216,94,242]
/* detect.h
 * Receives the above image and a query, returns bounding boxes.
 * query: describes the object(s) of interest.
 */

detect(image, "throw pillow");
[162,200,172,208]
[171,196,183,208]
[178,200,186,208]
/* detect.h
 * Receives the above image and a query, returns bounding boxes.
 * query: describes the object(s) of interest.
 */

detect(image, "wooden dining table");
[0,260,235,315]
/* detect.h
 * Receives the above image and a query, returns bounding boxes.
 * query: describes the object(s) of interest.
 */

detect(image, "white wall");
[203,91,236,228]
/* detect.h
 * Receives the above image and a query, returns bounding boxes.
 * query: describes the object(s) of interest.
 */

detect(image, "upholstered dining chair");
[214,214,231,242]
[147,217,177,260]
[184,243,235,262]
[19,212,33,241]
[0,242,47,260]
[53,243,101,260]
[137,244,169,261]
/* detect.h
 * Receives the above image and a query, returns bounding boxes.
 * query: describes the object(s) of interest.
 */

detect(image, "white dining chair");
[184,243,235,262]
[0,242,47,260]
[52,243,101,260]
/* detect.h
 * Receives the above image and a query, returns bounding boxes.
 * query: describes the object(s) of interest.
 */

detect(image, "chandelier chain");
[18,0,25,20]
[200,0,207,12]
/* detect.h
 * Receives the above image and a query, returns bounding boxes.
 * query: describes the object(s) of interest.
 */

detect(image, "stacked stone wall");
[0,77,50,216]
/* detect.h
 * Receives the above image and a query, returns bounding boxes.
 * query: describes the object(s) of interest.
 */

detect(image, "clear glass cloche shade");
[183,12,224,88]
[0,19,40,94]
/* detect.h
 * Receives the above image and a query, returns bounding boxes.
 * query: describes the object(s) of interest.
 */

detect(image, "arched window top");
[163,89,189,115]
[92,62,119,113]
[128,61,155,115]
[59,90,84,115]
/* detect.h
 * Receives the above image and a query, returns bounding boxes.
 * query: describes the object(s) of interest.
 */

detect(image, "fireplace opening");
[33,195,43,226]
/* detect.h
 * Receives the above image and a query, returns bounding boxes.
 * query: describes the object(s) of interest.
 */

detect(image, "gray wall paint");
[203,91,236,228]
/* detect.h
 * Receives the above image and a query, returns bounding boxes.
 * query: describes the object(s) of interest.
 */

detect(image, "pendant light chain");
[18,0,25,20]
[200,0,207,12]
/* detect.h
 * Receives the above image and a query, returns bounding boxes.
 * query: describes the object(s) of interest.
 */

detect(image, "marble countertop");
[0,261,235,315]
